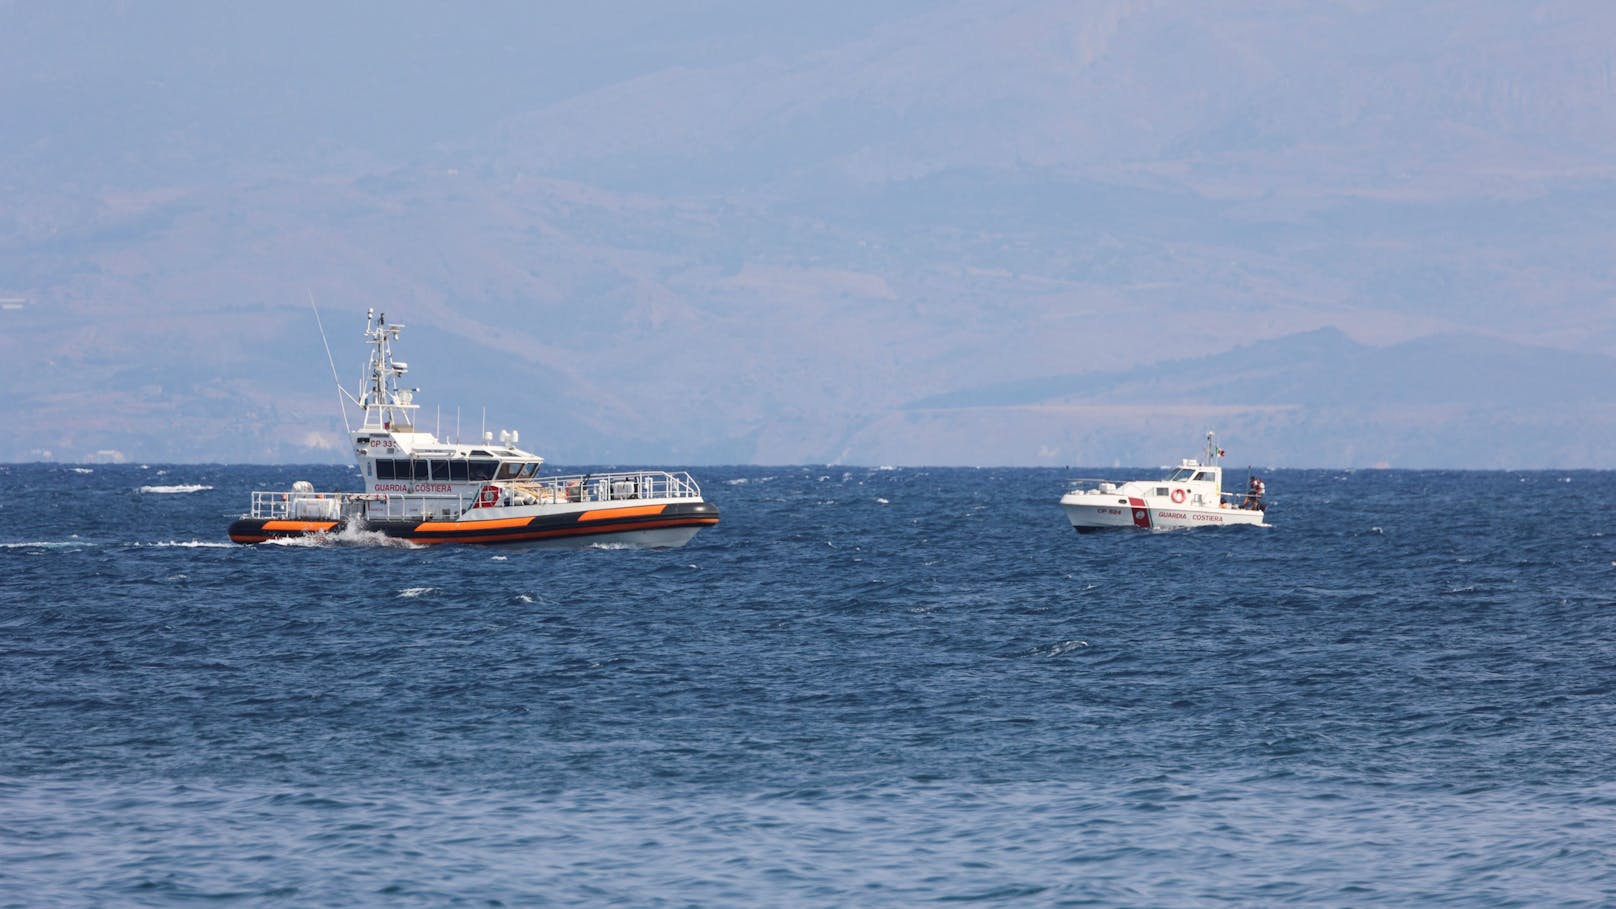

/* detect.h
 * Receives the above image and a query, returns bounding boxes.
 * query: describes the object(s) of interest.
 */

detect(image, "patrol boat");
[1060,433,1267,531]
[228,311,720,547]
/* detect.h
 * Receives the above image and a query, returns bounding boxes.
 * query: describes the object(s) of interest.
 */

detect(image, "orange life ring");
[478,485,498,507]
[1171,488,1186,504]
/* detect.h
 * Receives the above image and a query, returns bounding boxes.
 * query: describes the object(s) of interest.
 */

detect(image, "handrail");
[245,469,704,520]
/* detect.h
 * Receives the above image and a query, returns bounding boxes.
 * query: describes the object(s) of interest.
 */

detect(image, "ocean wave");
[137,484,214,494]
[6,463,1616,908]
[1019,639,1090,658]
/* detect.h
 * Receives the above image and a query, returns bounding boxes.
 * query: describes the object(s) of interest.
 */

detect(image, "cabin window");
[1169,468,1194,481]
[519,462,538,479]
[1155,487,1170,497]
[1193,472,1212,482]
[469,460,498,482]
[376,460,396,480]
[430,459,450,481]
[450,460,468,482]
[496,462,521,480]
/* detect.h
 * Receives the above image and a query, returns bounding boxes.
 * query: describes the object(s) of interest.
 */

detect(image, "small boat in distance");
[228,311,719,547]
[1060,432,1267,532]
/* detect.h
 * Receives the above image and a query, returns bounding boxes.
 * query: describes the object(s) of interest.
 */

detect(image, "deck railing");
[246,470,704,520]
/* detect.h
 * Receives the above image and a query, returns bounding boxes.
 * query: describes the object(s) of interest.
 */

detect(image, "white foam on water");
[264,526,421,549]
[140,541,233,549]
[263,536,323,548]
[397,587,435,598]
[138,484,213,494]
[71,468,94,474]
[0,541,93,549]
[875,497,890,505]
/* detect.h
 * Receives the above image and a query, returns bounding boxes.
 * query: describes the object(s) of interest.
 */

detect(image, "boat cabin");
[362,450,543,485]
[1144,459,1224,508]
[355,434,545,495]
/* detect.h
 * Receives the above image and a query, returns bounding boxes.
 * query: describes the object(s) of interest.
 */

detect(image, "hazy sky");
[4,2,933,184]
[3,1,1614,466]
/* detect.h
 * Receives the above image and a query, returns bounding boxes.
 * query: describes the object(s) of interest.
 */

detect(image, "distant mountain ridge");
[907,328,1616,411]
[2,2,1615,466]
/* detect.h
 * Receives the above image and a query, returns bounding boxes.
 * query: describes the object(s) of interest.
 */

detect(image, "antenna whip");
[309,293,352,434]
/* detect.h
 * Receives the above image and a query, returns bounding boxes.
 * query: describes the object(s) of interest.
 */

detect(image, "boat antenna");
[310,293,352,434]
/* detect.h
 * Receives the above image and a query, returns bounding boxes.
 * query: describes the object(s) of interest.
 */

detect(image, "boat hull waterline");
[229,500,720,547]
[1060,495,1264,532]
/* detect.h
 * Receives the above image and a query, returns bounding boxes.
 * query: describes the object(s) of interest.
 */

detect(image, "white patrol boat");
[1061,433,1268,532]
[229,310,719,547]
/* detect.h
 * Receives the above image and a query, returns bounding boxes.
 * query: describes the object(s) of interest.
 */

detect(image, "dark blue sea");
[2,463,1614,907]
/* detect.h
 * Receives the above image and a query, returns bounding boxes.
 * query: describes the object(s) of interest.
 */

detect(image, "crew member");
[1241,476,1265,510]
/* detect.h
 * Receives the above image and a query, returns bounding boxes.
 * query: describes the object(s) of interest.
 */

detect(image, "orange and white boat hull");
[229,499,719,548]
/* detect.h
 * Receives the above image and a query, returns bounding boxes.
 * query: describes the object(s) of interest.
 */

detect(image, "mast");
[355,309,419,433]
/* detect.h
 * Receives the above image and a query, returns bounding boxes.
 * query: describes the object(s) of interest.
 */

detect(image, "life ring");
[1171,488,1186,504]
[478,485,498,507]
